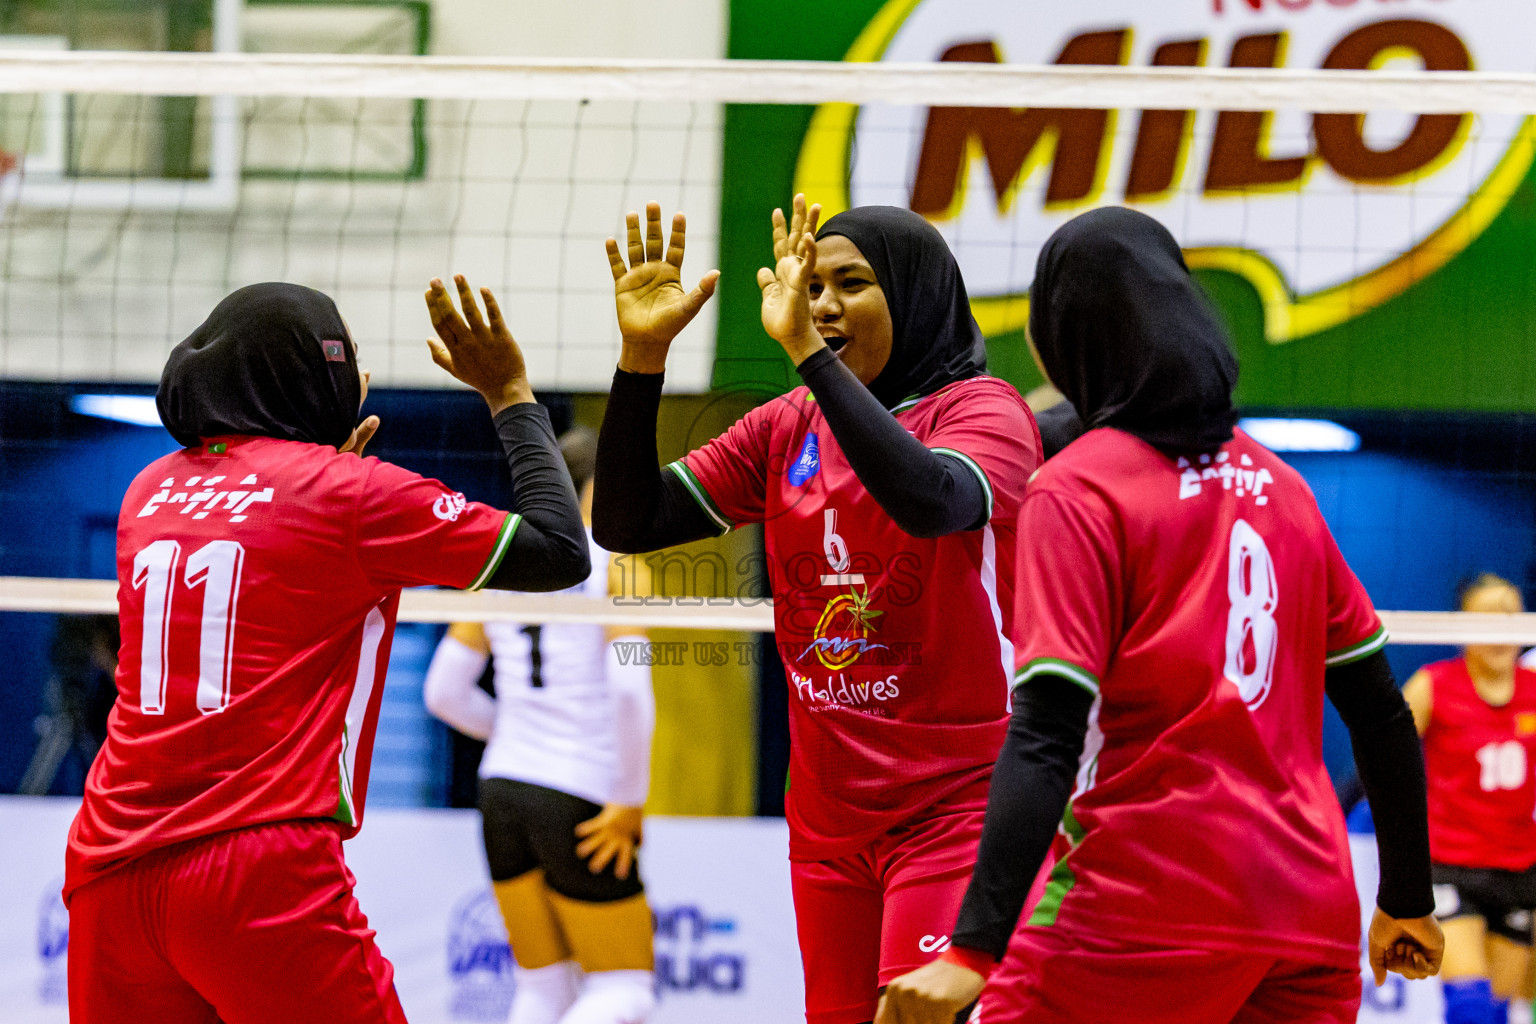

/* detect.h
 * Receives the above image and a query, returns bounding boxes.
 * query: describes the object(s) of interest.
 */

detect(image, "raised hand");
[424,275,534,415]
[338,415,380,457]
[756,193,824,366]
[607,202,720,375]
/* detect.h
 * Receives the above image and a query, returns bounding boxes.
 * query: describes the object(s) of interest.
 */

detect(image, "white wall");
[0,798,802,1024]
[0,0,727,392]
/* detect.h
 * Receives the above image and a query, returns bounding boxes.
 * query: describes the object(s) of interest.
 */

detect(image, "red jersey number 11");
[131,539,246,716]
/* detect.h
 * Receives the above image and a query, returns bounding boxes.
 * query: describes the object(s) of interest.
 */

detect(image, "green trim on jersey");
[1015,657,1101,697]
[931,446,994,522]
[1026,801,1087,927]
[890,393,923,413]
[667,461,734,536]
[335,722,357,827]
[466,512,522,592]
[1325,625,1389,667]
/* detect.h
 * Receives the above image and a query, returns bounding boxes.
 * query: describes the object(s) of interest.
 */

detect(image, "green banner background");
[718,1,1536,413]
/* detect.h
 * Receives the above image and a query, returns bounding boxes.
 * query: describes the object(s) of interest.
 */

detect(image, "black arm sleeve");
[590,368,719,554]
[950,675,1094,959]
[795,348,988,538]
[1034,399,1086,460]
[481,403,592,593]
[1326,650,1435,919]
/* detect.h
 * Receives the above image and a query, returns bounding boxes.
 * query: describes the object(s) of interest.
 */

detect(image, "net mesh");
[0,51,1534,644]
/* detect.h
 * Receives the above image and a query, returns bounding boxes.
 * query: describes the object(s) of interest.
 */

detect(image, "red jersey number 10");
[1224,519,1279,711]
[131,540,246,716]
[1476,741,1527,793]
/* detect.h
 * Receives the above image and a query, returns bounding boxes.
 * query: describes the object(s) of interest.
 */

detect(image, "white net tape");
[2,51,1536,112]
[0,577,1529,644]
[0,53,1528,646]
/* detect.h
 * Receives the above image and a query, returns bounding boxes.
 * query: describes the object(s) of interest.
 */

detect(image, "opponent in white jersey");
[425,427,657,1024]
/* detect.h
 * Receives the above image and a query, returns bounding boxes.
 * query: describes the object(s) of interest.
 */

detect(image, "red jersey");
[1422,657,1536,871]
[678,376,1040,860]
[1010,427,1385,961]
[66,436,517,899]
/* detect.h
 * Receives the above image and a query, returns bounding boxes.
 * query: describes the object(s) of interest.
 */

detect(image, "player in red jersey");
[1401,574,1536,1024]
[591,196,1040,1024]
[878,207,1442,1024]
[65,279,590,1024]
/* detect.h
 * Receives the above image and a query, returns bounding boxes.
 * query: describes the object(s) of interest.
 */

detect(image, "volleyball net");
[3,46,1536,642]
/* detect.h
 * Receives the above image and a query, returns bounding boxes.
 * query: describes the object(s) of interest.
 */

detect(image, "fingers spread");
[757,267,776,292]
[342,415,381,457]
[806,201,822,238]
[425,281,466,344]
[789,193,810,242]
[626,211,644,268]
[454,275,487,333]
[606,237,627,281]
[771,207,788,261]
[645,201,664,263]
[798,233,818,278]
[481,288,508,334]
[665,212,687,269]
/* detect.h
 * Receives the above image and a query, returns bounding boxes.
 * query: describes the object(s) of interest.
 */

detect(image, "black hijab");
[816,206,987,409]
[1028,207,1238,452]
[157,283,362,449]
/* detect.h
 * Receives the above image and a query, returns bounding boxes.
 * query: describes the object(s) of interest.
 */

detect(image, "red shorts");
[68,819,406,1024]
[981,927,1360,1024]
[792,801,1025,1024]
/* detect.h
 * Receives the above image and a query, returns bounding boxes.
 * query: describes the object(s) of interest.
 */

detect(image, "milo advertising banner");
[719,0,1536,412]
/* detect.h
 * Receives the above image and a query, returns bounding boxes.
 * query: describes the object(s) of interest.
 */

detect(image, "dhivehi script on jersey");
[793,0,1536,343]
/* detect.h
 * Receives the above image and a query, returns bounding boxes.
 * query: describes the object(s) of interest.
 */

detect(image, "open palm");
[756,194,822,359]
[607,203,719,370]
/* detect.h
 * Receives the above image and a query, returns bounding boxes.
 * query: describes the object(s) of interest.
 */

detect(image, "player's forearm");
[607,636,655,806]
[1326,651,1434,919]
[795,348,986,538]
[423,636,495,740]
[950,675,1093,959]
[484,403,591,592]
[592,368,718,553]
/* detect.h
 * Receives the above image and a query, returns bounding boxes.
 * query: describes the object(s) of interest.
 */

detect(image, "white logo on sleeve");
[919,934,952,954]
[433,492,468,522]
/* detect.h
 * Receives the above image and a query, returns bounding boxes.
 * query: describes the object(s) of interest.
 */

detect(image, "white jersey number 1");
[1223,519,1279,710]
[132,539,246,715]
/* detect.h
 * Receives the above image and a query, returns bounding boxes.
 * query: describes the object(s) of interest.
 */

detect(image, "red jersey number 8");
[1223,519,1279,711]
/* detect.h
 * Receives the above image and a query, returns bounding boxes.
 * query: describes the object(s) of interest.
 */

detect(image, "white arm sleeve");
[607,635,655,807]
[423,635,496,741]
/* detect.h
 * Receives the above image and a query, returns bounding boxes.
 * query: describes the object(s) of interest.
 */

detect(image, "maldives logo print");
[801,586,888,670]
[793,0,1535,345]
[788,432,821,486]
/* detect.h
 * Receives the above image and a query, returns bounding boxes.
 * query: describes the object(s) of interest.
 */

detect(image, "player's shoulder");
[734,385,820,442]
[1030,427,1143,490]
[1513,665,1536,712]
[1420,657,1462,682]
[914,375,1029,416]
